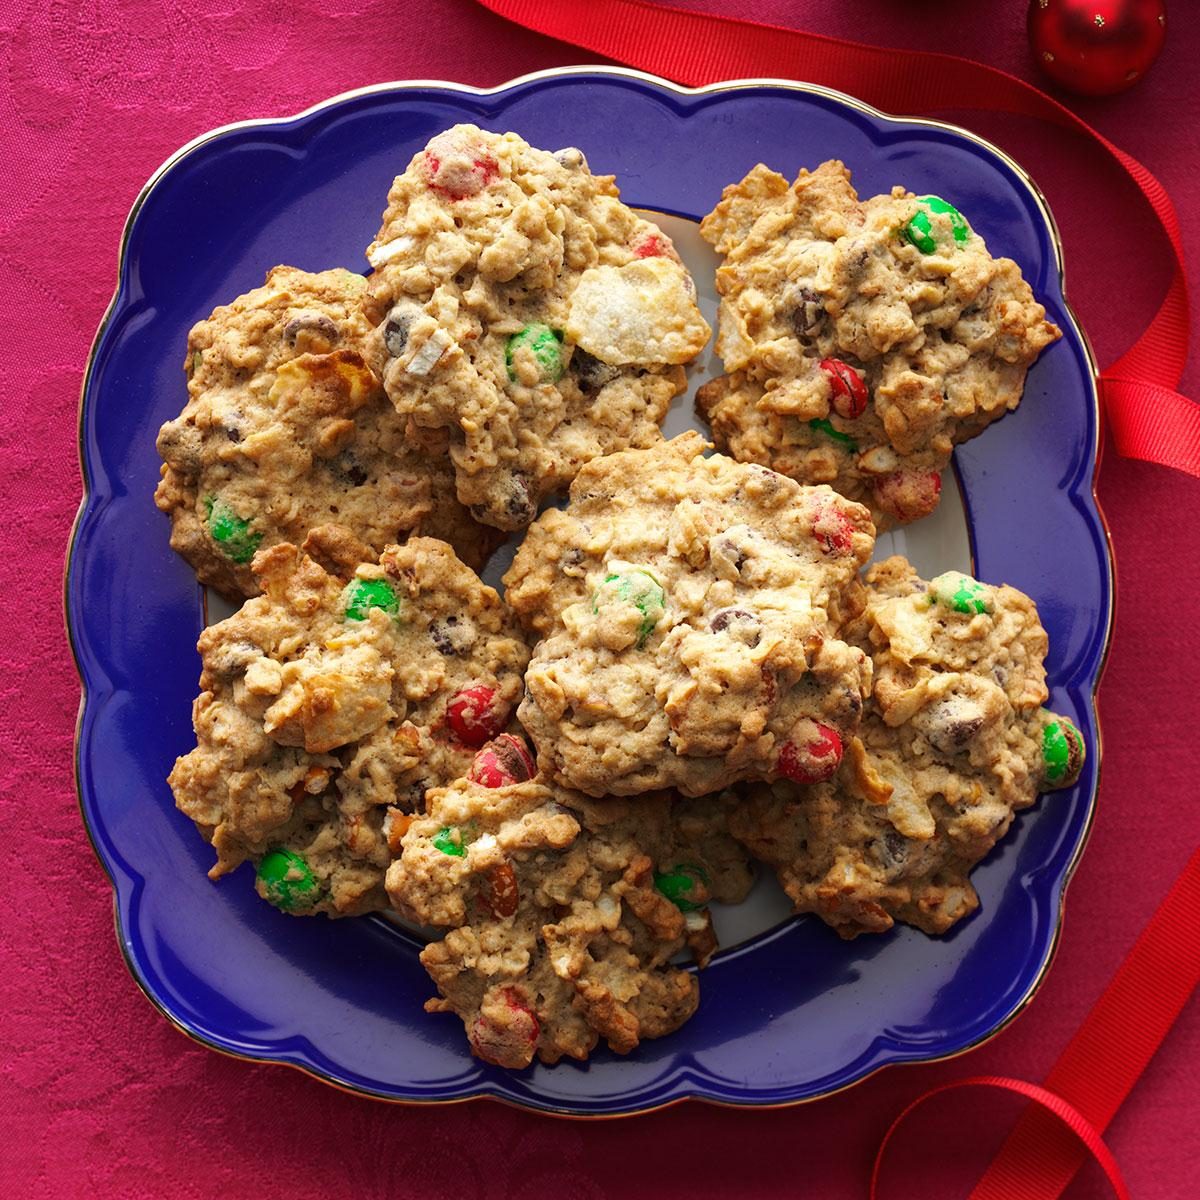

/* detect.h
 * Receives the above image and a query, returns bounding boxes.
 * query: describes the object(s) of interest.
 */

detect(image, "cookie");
[696,161,1061,528]
[361,125,710,531]
[729,556,1086,937]
[155,265,495,599]
[387,755,750,1068]
[503,432,875,797]
[167,532,529,916]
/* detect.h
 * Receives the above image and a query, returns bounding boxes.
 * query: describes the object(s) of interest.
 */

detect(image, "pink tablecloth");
[4,1,1198,1195]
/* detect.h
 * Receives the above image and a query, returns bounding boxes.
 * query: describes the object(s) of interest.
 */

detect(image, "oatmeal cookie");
[362,125,710,531]
[696,161,1061,528]
[155,265,494,599]
[729,556,1086,937]
[168,532,529,916]
[503,432,875,798]
[388,762,749,1068]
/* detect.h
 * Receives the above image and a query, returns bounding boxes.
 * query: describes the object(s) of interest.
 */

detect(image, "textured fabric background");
[3,1,1198,1196]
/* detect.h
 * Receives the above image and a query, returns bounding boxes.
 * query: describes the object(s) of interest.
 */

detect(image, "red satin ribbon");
[972,842,1200,1196]
[474,2,1200,1193]
[474,0,1198,478]
[871,1077,1130,1200]
[877,845,1200,1198]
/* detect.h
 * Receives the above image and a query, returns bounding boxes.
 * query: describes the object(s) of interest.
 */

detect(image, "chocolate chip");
[429,614,477,656]
[710,607,748,632]
[206,640,260,680]
[383,308,412,358]
[791,288,825,338]
[924,699,986,755]
[472,474,536,527]
[710,607,761,647]
[877,828,909,873]
[750,465,783,499]
[507,476,536,521]
[842,244,872,284]
[397,781,428,811]
[223,424,242,443]
[571,347,618,395]
[553,147,587,170]
[283,312,339,349]
[932,716,984,754]
[155,420,204,469]
[329,452,369,487]
[715,537,748,571]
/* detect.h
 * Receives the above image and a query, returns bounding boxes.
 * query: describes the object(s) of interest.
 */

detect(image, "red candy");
[632,232,667,258]
[447,684,505,747]
[422,131,499,200]
[873,469,942,523]
[812,504,856,557]
[778,722,844,784]
[820,358,869,419]
[468,733,536,788]
[469,988,540,1068]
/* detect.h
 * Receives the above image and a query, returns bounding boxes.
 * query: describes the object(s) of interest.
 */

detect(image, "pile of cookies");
[157,125,1084,1070]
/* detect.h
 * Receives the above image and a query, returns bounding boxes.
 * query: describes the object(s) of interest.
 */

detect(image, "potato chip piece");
[566,258,710,365]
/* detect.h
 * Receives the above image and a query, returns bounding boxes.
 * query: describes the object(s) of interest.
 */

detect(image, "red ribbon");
[474,0,1198,478]
[473,2,1200,1193]
[876,844,1200,1198]
[872,1077,1130,1199]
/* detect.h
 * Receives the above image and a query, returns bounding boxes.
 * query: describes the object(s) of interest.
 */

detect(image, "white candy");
[367,235,416,268]
[405,328,453,377]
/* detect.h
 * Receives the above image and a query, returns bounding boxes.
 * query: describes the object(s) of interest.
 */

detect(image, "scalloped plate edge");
[64,66,1115,1117]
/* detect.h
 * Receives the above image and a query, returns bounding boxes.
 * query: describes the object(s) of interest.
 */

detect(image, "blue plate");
[67,69,1112,1116]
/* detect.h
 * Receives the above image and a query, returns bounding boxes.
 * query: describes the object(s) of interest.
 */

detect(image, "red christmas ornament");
[1028,0,1167,96]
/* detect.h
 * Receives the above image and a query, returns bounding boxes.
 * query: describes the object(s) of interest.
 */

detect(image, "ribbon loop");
[1102,376,1200,474]
[870,1076,1130,1200]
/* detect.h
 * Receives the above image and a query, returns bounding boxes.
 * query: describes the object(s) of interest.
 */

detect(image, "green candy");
[1042,718,1084,785]
[505,324,564,383]
[592,569,666,647]
[204,496,262,564]
[654,864,709,913]
[929,572,993,616]
[343,577,401,622]
[257,848,318,912]
[432,826,466,857]
[809,417,858,450]
[903,195,971,255]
